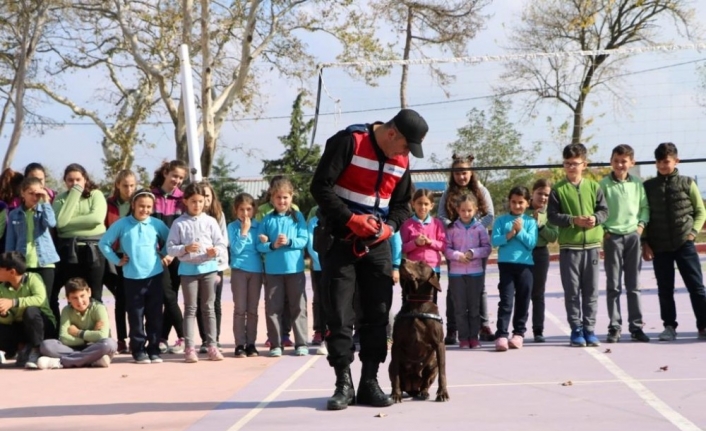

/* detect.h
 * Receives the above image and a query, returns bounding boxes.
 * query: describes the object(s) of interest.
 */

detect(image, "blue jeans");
[496,263,533,338]
[652,240,706,330]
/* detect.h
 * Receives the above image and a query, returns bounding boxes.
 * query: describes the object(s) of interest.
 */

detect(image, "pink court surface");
[4,257,706,431]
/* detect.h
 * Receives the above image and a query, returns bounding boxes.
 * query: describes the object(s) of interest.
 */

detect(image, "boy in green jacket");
[599,144,650,343]
[642,142,706,341]
[548,143,609,348]
[0,251,56,368]
[35,277,117,369]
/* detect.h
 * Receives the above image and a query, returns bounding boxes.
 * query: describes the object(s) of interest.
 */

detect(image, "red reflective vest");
[334,127,408,217]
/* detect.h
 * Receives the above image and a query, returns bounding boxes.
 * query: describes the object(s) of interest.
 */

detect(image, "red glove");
[368,223,393,246]
[347,214,380,238]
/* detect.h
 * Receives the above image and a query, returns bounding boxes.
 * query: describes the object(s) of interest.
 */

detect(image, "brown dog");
[389,259,449,402]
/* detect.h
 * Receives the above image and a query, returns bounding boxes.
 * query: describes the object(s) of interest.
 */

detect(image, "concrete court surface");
[3,259,706,431]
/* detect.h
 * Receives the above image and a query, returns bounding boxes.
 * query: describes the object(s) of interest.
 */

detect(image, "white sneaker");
[658,326,677,341]
[91,355,111,368]
[316,342,328,356]
[169,338,185,354]
[37,356,63,370]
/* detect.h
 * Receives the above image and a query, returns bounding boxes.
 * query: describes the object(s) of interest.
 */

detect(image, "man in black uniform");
[310,109,427,410]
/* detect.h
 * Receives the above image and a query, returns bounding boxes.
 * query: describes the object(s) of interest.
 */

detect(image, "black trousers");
[26,267,57,325]
[322,239,393,368]
[54,250,106,302]
[161,259,184,340]
[0,307,55,356]
[125,274,164,357]
[104,262,128,341]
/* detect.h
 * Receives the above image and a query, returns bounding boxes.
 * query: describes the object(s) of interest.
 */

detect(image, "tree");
[261,91,321,216]
[371,0,489,108]
[92,0,390,176]
[502,0,699,145]
[209,154,242,224]
[0,0,55,169]
[434,97,540,213]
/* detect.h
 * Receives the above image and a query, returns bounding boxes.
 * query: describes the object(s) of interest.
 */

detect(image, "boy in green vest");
[599,144,650,343]
[0,251,56,368]
[34,277,117,369]
[548,143,609,347]
[642,142,706,341]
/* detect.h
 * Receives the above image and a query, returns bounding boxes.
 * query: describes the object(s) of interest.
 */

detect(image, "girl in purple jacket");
[444,194,491,349]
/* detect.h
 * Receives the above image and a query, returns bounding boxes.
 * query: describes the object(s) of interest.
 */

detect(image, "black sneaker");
[199,343,208,354]
[444,331,458,345]
[149,354,164,363]
[133,352,151,364]
[234,345,246,358]
[631,328,650,342]
[606,329,621,343]
[245,344,259,357]
[533,334,546,343]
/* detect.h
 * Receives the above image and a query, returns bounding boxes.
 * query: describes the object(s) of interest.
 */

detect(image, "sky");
[6,1,706,188]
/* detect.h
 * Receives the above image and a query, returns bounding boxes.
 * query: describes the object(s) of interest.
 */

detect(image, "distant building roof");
[233,172,449,198]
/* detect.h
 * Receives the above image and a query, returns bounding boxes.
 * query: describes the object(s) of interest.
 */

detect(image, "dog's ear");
[428,271,442,292]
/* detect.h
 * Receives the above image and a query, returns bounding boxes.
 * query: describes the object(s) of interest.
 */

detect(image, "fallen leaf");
[604,349,612,354]
[375,413,387,418]
[121,374,128,378]
[561,380,573,386]
[659,366,669,372]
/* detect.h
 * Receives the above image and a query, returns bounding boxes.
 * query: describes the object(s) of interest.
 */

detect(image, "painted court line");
[546,311,702,431]
[225,355,321,431]
[282,377,706,392]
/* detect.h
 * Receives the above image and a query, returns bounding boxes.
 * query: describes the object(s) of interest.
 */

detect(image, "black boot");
[357,361,393,407]
[327,366,356,410]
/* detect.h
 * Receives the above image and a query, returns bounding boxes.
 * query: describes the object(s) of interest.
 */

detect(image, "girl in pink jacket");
[444,194,492,349]
[400,189,447,304]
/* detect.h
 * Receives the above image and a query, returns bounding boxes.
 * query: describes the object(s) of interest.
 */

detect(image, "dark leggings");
[26,267,57,325]
[103,262,128,341]
[161,259,184,340]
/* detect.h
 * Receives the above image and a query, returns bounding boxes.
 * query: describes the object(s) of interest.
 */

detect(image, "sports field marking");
[546,311,702,431]
[282,377,706,392]
[225,355,321,431]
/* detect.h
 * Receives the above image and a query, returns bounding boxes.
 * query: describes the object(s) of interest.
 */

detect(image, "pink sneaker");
[509,335,524,349]
[495,337,509,352]
[459,340,470,349]
[282,336,294,348]
[469,338,481,349]
[207,346,224,361]
[184,347,199,363]
[265,339,272,348]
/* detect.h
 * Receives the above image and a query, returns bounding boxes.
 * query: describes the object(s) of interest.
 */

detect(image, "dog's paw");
[391,391,403,404]
[435,389,450,402]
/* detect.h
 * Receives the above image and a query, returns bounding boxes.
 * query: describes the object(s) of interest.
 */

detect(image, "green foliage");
[209,154,243,224]
[261,91,321,216]
[445,97,540,214]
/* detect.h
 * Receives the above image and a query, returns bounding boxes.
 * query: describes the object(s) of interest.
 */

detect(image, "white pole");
[179,44,203,183]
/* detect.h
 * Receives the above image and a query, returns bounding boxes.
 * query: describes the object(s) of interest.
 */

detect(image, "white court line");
[546,311,702,431]
[226,355,321,431]
[282,377,706,392]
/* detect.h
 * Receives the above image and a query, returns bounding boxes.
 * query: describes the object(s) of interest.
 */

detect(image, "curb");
[485,242,706,264]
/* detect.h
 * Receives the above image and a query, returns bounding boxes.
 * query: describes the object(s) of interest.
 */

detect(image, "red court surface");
[4,259,706,431]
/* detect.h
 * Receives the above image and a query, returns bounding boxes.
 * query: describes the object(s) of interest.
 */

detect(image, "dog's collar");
[395,312,444,324]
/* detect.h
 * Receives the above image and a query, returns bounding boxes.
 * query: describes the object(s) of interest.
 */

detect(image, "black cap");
[392,109,428,158]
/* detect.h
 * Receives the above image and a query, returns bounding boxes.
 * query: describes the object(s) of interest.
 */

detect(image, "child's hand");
[259,234,268,244]
[241,217,251,234]
[585,215,596,228]
[68,325,80,337]
[0,298,13,314]
[206,247,218,258]
[415,235,426,246]
[94,320,104,330]
[118,255,130,266]
[392,269,399,285]
[465,250,474,260]
[642,243,654,261]
[275,234,288,248]
[161,255,173,267]
[458,254,470,264]
[185,243,200,253]
[512,217,523,232]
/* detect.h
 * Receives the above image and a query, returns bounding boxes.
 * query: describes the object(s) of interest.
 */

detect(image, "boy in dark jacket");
[642,142,706,341]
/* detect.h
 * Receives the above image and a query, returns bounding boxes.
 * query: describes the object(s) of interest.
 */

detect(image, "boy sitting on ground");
[0,251,56,368]
[35,277,117,369]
